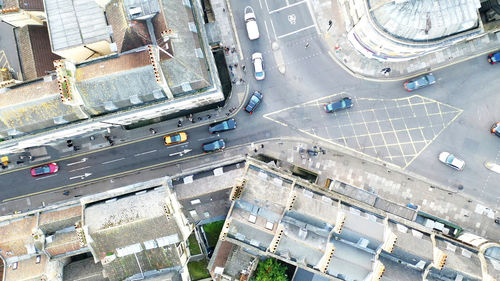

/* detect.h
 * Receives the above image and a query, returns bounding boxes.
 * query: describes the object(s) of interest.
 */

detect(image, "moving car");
[202,139,225,153]
[438,152,465,171]
[324,97,353,113]
[488,52,500,64]
[252,52,265,80]
[31,163,58,177]
[245,91,263,114]
[164,132,187,145]
[209,119,236,134]
[490,122,500,137]
[403,73,435,91]
[244,6,259,40]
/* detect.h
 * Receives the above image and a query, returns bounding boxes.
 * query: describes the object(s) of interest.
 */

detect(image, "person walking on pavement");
[305,42,310,48]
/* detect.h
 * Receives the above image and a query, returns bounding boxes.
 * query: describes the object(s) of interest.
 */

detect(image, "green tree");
[253,258,289,281]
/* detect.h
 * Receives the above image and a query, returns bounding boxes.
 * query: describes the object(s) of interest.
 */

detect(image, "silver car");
[438,152,465,171]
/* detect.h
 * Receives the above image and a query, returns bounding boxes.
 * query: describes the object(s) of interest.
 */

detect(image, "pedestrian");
[177,120,182,127]
[242,65,246,72]
[234,63,238,68]
[239,78,245,83]
[231,47,236,53]
[305,42,310,48]
[222,8,226,12]
[231,79,236,84]
[229,65,233,70]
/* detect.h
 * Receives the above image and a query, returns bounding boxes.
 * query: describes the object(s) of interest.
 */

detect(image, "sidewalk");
[1,0,249,171]
[311,0,500,80]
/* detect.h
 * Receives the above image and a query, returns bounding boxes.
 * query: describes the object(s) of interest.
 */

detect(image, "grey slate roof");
[44,0,111,51]
[0,79,87,138]
[158,0,211,95]
[74,50,164,115]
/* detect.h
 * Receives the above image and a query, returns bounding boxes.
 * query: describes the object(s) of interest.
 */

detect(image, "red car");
[31,163,59,177]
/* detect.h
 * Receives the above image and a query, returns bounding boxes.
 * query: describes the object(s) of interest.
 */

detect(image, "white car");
[244,6,259,40]
[438,152,465,171]
[252,52,265,81]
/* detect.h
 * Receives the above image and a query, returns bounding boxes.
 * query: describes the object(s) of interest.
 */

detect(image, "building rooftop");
[0,78,87,138]
[17,25,61,81]
[157,0,211,95]
[435,238,482,278]
[0,21,23,80]
[3,254,47,281]
[3,0,45,10]
[74,49,163,115]
[44,0,110,51]
[63,257,106,281]
[369,0,481,41]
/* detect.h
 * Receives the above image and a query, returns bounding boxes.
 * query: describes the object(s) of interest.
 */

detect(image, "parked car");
[245,91,263,114]
[244,6,259,40]
[202,139,225,153]
[490,122,500,137]
[438,152,465,171]
[209,119,236,134]
[164,132,187,145]
[324,97,353,113]
[403,73,435,91]
[252,52,265,80]
[487,52,500,64]
[31,163,58,177]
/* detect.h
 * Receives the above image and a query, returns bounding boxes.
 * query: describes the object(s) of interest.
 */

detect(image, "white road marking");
[264,21,271,42]
[69,166,91,172]
[35,174,56,180]
[277,24,316,39]
[305,0,321,34]
[101,158,125,165]
[67,158,88,166]
[134,150,157,157]
[264,0,269,12]
[198,136,216,141]
[269,0,306,14]
[70,173,92,180]
[166,142,190,148]
[259,0,263,9]
[269,18,277,41]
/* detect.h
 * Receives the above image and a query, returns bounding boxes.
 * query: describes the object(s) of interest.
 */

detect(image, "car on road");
[438,152,465,171]
[244,6,259,40]
[490,122,500,137]
[164,132,187,145]
[31,163,58,177]
[324,97,353,113]
[252,52,265,80]
[487,52,500,64]
[245,91,263,114]
[202,139,225,153]
[209,119,236,134]
[403,73,435,91]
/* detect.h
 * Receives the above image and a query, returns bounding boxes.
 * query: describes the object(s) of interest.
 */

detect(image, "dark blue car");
[209,119,236,134]
[324,97,353,113]
[202,139,225,153]
[404,73,435,91]
[245,91,263,114]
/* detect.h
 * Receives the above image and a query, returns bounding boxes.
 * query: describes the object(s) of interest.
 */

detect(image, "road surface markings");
[198,136,216,141]
[269,18,277,41]
[277,25,316,39]
[69,166,91,173]
[67,158,88,166]
[70,173,92,180]
[166,142,190,148]
[169,149,193,157]
[134,150,157,157]
[35,174,56,180]
[264,21,271,42]
[268,0,306,14]
[101,158,125,165]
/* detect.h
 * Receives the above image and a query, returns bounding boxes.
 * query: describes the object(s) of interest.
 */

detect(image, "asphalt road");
[0,0,498,207]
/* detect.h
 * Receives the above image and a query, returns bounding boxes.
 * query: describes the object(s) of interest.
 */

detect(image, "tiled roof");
[45,230,83,256]
[16,25,61,81]
[18,0,44,11]
[0,216,36,257]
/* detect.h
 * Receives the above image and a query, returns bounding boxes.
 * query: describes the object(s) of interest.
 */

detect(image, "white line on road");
[259,0,263,10]
[35,174,56,180]
[69,166,91,173]
[264,0,270,12]
[101,158,125,165]
[269,0,306,14]
[264,21,271,42]
[166,142,190,148]
[67,158,88,166]
[134,150,157,157]
[198,136,216,141]
[269,18,277,41]
[277,24,316,39]
[70,173,92,180]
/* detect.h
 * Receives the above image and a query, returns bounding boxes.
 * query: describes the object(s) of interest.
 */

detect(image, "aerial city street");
[0,0,498,280]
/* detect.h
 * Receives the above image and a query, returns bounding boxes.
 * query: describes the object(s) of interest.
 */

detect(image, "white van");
[244,7,259,40]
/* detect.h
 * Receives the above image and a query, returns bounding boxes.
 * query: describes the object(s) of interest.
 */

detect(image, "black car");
[209,119,236,134]
[202,139,226,153]
[245,91,263,114]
